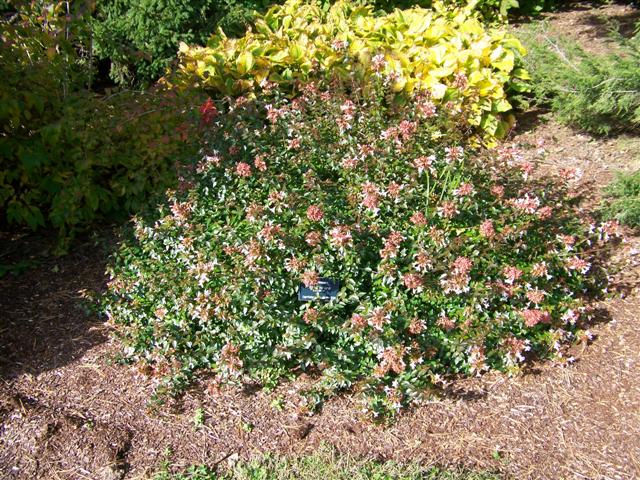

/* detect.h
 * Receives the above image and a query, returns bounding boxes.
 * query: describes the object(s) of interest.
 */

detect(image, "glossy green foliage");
[104,84,611,417]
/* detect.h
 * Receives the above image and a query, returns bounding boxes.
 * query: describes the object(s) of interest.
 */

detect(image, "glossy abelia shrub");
[104,84,614,417]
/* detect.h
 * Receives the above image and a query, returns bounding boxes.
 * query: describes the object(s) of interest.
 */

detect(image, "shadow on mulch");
[579,4,640,38]
[513,0,639,21]
[509,108,551,136]
[0,229,115,379]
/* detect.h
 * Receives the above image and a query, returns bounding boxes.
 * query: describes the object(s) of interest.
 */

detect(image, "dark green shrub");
[370,0,561,21]
[1,85,200,244]
[1,0,89,230]
[0,1,201,247]
[518,23,640,135]
[603,169,640,228]
[103,81,613,417]
[92,0,272,86]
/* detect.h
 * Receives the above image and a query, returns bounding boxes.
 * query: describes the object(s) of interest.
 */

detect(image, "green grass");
[155,446,500,480]
[603,169,640,228]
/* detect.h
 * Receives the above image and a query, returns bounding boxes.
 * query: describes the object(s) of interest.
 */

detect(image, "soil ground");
[2,3,640,479]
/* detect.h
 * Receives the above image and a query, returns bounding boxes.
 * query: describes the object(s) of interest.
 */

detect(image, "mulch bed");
[2,3,640,479]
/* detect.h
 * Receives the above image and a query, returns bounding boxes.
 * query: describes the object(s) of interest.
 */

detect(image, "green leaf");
[236,51,255,75]
[19,147,47,172]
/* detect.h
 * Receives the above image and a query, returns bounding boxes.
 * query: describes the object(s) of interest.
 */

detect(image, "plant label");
[298,278,339,301]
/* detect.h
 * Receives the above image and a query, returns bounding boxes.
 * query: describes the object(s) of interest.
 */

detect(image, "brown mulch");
[514,1,640,56]
[2,4,640,480]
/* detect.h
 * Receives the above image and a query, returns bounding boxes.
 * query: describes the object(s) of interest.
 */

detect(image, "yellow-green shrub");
[174,0,529,143]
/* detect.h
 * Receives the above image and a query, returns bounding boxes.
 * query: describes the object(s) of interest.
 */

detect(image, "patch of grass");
[602,170,640,228]
[155,446,501,480]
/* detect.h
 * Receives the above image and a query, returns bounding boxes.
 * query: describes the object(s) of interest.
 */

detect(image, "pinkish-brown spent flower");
[526,289,546,304]
[453,182,475,197]
[284,256,305,273]
[258,222,282,241]
[368,307,389,331]
[445,146,464,163]
[246,203,263,222]
[511,194,540,214]
[254,155,267,171]
[600,220,621,239]
[437,315,456,331]
[350,313,367,330]
[301,270,319,288]
[342,156,359,169]
[536,206,553,220]
[305,231,323,247]
[417,99,437,117]
[329,225,352,248]
[288,138,301,150]
[503,265,523,284]
[566,256,590,274]
[221,342,243,370]
[387,182,402,199]
[531,262,548,277]
[413,250,432,272]
[521,309,551,327]
[410,211,428,226]
[235,162,252,177]
[437,200,459,219]
[402,272,424,291]
[171,200,192,222]
[479,219,495,238]
[413,155,434,174]
[491,184,505,199]
[408,318,425,335]
[306,205,324,222]
[380,231,404,259]
[374,346,406,377]
[398,120,417,140]
[303,308,320,324]
[453,72,468,90]
[361,183,380,212]
[452,256,473,275]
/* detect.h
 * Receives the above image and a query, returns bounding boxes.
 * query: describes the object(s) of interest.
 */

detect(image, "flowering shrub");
[175,0,529,143]
[103,83,614,418]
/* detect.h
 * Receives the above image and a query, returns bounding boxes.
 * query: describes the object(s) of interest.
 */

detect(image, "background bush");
[518,22,640,135]
[321,1,565,22]
[92,0,273,86]
[103,81,612,417]
[0,1,201,247]
[175,0,530,143]
[89,0,584,88]
[602,169,640,228]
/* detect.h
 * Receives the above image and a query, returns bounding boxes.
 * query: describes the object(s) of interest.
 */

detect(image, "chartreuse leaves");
[175,0,528,144]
